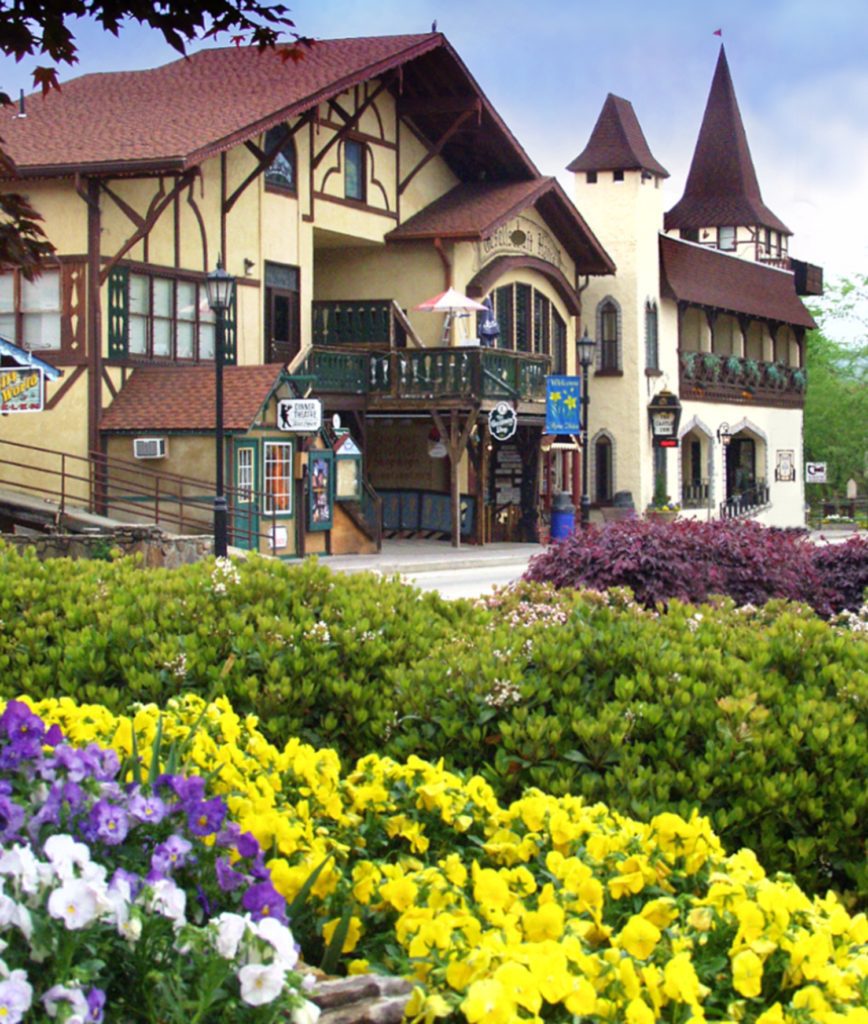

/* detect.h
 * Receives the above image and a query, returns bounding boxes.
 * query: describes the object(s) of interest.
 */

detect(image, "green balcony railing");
[312,300,399,347]
[301,345,550,402]
[680,350,806,404]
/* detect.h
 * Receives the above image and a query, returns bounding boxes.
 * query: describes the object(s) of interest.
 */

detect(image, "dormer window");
[264,127,297,194]
[613,170,624,182]
[718,226,736,251]
[586,171,598,184]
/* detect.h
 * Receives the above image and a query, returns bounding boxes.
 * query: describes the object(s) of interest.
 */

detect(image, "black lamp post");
[205,257,236,558]
[576,328,596,527]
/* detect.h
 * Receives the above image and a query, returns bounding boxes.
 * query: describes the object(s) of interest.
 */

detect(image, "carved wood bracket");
[311,79,390,171]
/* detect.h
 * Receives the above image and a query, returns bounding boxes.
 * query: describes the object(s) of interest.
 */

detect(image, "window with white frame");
[264,441,293,515]
[0,268,61,349]
[645,301,659,370]
[718,226,736,251]
[237,447,254,503]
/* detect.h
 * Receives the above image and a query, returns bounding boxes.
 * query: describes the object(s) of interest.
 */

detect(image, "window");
[264,262,300,364]
[586,171,597,184]
[613,169,624,182]
[264,441,293,515]
[107,266,231,364]
[645,301,659,370]
[595,436,613,503]
[597,298,620,371]
[237,447,254,503]
[0,268,61,350]
[491,284,566,368]
[264,126,296,193]
[718,226,736,251]
[682,229,699,243]
[344,139,365,201]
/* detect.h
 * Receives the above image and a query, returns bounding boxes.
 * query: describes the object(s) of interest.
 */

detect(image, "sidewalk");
[313,539,544,577]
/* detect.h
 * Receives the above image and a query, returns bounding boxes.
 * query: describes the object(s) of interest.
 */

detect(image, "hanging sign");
[489,402,518,442]
[277,398,322,433]
[545,375,581,433]
[647,389,682,448]
[0,368,44,413]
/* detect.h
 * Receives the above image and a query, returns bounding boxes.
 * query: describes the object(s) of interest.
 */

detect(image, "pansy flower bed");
[12,694,867,1024]
[0,699,319,1024]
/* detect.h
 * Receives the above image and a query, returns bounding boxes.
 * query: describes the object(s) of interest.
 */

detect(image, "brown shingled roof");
[567,94,668,178]
[664,47,789,235]
[100,365,286,432]
[387,178,615,275]
[659,235,814,328]
[2,34,538,183]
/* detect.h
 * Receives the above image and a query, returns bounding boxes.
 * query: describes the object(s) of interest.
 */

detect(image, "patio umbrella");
[414,288,488,343]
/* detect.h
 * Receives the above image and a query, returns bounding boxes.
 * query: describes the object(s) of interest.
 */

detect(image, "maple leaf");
[32,66,61,95]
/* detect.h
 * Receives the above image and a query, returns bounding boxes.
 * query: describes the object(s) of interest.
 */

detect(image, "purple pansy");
[90,800,130,846]
[86,988,106,1024]
[241,880,287,923]
[186,797,226,837]
[150,834,193,876]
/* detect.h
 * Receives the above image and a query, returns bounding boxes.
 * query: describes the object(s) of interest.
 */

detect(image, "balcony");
[301,345,550,404]
[303,300,550,405]
[679,351,806,407]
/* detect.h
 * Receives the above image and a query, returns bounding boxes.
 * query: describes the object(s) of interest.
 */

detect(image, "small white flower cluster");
[831,602,868,635]
[211,556,241,595]
[304,621,331,644]
[0,835,319,1023]
[484,679,522,708]
[163,653,188,681]
[686,612,704,633]
[382,711,399,741]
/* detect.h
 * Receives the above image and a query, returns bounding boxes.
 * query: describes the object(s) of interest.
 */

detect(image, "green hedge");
[1,542,865,900]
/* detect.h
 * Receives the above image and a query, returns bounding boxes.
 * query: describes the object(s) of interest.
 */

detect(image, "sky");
[3,0,867,316]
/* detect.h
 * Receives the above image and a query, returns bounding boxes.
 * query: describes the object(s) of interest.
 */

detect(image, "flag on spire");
[713,28,723,36]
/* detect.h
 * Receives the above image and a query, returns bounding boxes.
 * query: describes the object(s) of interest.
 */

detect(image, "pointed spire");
[568,93,668,178]
[665,46,789,234]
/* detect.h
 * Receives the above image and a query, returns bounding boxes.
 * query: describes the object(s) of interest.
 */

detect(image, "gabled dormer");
[664,46,790,265]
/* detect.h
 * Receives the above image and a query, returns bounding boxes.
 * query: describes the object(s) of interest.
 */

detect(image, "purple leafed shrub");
[524,518,866,616]
[811,534,868,614]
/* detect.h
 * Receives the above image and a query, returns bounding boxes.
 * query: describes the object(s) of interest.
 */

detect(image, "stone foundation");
[2,526,214,568]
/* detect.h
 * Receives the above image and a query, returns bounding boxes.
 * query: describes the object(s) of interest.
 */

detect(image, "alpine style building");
[0,36,819,554]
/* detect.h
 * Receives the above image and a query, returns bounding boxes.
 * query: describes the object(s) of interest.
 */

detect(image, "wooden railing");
[311,299,424,349]
[680,350,806,406]
[720,480,770,520]
[301,345,550,402]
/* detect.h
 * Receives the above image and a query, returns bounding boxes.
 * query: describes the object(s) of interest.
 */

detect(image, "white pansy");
[0,845,42,894]
[256,917,298,968]
[47,879,100,930]
[291,1000,322,1024]
[213,912,248,960]
[42,984,88,1019]
[147,879,187,926]
[43,835,92,879]
[238,963,285,1006]
[0,895,32,942]
[0,969,33,1024]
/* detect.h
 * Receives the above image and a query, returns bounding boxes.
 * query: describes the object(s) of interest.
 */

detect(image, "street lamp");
[576,328,596,527]
[205,257,236,559]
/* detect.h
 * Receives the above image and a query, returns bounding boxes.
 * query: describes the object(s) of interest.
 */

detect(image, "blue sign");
[545,375,581,433]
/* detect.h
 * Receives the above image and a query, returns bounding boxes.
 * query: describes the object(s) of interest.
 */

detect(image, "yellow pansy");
[322,915,363,954]
[732,949,764,998]
[663,952,704,1006]
[626,997,656,1024]
[493,962,541,1015]
[461,979,513,1024]
[618,915,661,960]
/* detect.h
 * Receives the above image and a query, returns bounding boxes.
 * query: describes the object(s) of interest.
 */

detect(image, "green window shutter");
[107,266,129,359]
[223,289,237,365]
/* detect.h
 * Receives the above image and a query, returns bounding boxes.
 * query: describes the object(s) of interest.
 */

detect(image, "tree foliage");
[805,274,868,494]
[0,0,309,274]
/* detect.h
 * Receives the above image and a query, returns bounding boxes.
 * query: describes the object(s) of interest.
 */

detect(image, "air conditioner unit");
[133,437,167,460]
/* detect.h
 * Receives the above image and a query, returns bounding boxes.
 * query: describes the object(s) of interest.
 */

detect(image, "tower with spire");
[664,46,790,264]
[568,46,818,527]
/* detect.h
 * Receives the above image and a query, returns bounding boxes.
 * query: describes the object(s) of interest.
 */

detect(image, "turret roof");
[664,47,790,234]
[567,93,669,178]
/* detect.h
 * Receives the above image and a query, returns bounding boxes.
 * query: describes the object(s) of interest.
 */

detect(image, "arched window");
[596,298,621,371]
[264,127,297,193]
[594,435,613,503]
[645,300,659,370]
[489,284,566,370]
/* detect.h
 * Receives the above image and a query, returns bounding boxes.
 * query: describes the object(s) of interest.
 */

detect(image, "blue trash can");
[550,492,575,539]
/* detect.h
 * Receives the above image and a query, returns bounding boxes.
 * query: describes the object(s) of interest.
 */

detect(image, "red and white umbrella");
[414,287,487,313]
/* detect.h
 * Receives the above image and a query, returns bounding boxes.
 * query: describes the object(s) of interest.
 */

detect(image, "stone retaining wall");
[3,526,213,568]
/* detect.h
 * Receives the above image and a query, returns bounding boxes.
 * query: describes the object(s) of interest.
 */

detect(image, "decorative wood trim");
[311,79,390,171]
[398,107,477,195]
[314,120,396,149]
[310,192,398,219]
[98,172,196,285]
[466,255,580,316]
[100,182,145,229]
[44,364,85,410]
[223,118,308,215]
[220,152,227,260]
[185,180,209,273]
[101,366,119,401]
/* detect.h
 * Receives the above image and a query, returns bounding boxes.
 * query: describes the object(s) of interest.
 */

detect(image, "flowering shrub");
[14,695,868,1024]
[525,518,868,616]
[0,700,318,1024]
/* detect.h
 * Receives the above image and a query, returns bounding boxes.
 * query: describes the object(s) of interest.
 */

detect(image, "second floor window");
[344,139,365,201]
[264,127,297,193]
[108,267,235,364]
[0,268,61,350]
[718,225,736,251]
[645,300,659,370]
[598,298,620,371]
[489,283,568,372]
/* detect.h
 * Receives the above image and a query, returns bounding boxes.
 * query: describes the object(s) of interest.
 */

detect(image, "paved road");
[403,562,528,600]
